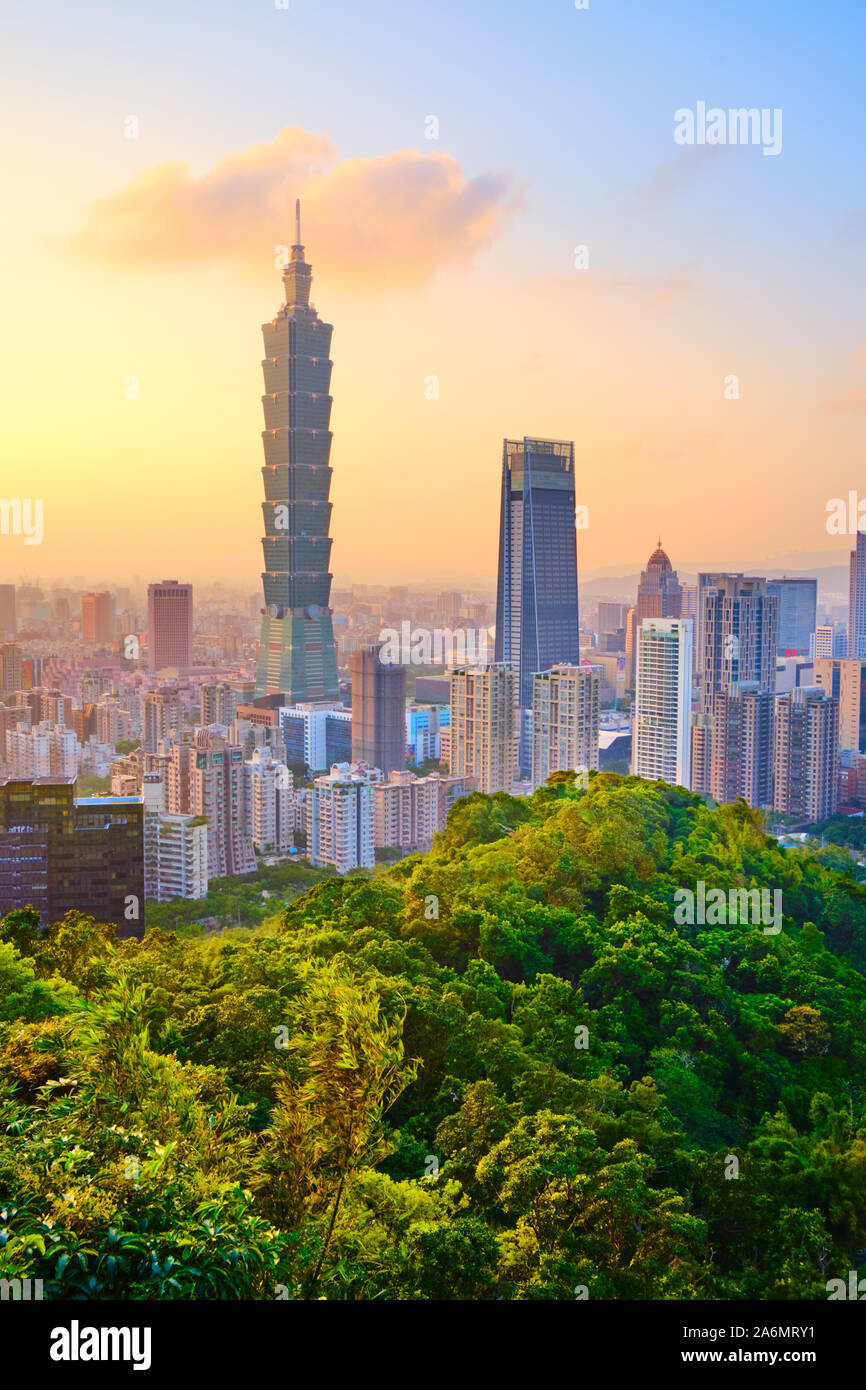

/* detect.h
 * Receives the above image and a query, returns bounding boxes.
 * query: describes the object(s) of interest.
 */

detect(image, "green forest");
[2,770,866,1300]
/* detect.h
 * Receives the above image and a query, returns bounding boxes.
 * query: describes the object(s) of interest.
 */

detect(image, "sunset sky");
[1,0,864,592]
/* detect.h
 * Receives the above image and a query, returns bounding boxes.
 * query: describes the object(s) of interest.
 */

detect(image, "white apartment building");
[279,702,351,773]
[373,769,477,855]
[632,618,693,787]
[308,761,379,873]
[5,722,79,779]
[813,625,834,661]
[246,745,294,853]
[143,778,209,902]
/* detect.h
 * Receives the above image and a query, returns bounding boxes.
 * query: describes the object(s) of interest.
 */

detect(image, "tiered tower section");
[255,203,339,701]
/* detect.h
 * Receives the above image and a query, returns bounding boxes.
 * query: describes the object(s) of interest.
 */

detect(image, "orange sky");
[1,123,863,592]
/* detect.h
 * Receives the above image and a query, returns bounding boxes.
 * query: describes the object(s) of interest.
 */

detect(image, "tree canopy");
[2,772,866,1300]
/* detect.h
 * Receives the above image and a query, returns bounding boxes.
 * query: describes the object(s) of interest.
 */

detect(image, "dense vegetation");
[143,859,330,933]
[2,771,866,1300]
[812,813,866,853]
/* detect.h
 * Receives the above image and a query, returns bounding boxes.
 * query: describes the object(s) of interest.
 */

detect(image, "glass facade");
[495,437,580,714]
[766,578,817,656]
[0,780,144,936]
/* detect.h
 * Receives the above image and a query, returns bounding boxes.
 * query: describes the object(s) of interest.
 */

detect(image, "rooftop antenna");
[295,198,301,247]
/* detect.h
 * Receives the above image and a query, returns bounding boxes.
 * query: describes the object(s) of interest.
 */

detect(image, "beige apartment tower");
[530,664,600,791]
[773,687,839,823]
[814,657,866,756]
[449,664,516,795]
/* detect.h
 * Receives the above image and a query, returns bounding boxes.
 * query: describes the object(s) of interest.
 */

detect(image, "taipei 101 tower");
[255,202,340,701]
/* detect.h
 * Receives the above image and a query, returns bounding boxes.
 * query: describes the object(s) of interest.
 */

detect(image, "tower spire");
[282,197,312,310]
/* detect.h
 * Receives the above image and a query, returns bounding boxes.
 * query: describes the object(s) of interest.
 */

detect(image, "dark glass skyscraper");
[766,577,817,656]
[350,644,408,775]
[255,204,339,702]
[495,437,580,750]
[0,779,144,938]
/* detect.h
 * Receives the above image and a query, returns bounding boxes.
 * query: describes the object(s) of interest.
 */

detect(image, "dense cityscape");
[1,218,863,932]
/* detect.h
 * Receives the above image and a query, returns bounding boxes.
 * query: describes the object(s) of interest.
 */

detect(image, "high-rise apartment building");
[79,669,111,704]
[15,688,72,729]
[636,541,683,622]
[449,664,517,795]
[255,204,339,702]
[188,729,256,877]
[96,698,133,746]
[350,644,407,775]
[371,769,477,855]
[307,761,379,873]
[692,577,778,801]
[773,687,839,823]
[0,644,22,698]
[5,723,79,780]
[0,585,16,641]
[849,532,866,660]
[697,575,779,711]
[814,657,866,755]
[0,779,144,936]
[373,769,438,856]
[81,592,115,645]
[766,577,817,656]
[142,776,208,903]
[147,581,193,670]
[530,664,600,791]
[813,625,834,660]
[598,601,629,637]
[246,745,293,852]
[704,684,774,809]
[624,606,638,685]
[142,689,183,754]
[200,682,239,729]
[167,741,193,815]
[437,591,462,621]
[495,438,580,762]
[632,618,693,787]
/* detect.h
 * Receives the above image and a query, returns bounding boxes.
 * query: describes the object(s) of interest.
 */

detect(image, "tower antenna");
[295,198,301,246]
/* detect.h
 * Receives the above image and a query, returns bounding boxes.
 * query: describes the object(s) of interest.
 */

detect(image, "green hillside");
[2,771,866,1300]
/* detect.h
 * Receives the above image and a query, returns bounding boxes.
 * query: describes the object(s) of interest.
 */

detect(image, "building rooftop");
[74,796,143,807]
